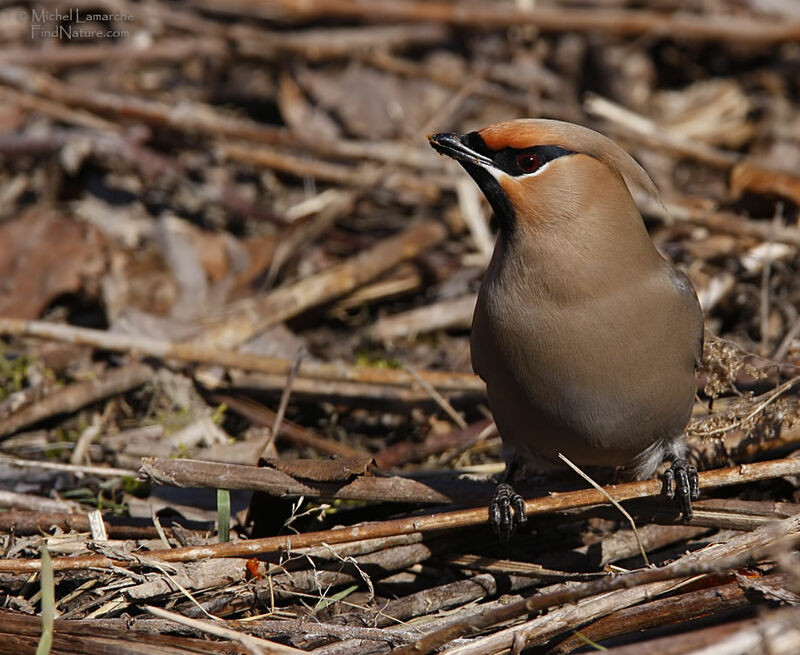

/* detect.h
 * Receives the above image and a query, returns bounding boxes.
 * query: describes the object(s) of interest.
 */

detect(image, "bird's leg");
[662,458,699,520]
[490,457,527,541]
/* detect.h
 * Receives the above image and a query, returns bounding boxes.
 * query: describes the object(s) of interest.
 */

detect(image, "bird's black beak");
[428,131,516,235]
[428,132,494,168]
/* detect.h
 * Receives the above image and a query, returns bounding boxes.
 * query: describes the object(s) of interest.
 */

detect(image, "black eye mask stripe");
[496,145,574,176]
[451,132,574,237]
[460,132,574,176]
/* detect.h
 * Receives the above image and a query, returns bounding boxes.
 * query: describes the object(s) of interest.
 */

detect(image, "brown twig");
[402,363,467,430]
[1,457,798,573]
[551,574,776,654]
[327,571,542,633]
[234,23,449,61]
[196,219,449,347]
[217,142,445,201]
[145,605,303,655]
[0,124,287,226]
[0,489,83,514]
[328,266,423,317]
[369,294,477,342]
[210,393,368,459]
[374,419,494,469]
[587,94,800,206]
[585,93,738,169]
[139,457,480,505]
[0,86,121,132]
[0,362,153,439]
[225,371,473,403]
[621,498,800,533]
[204,0,800,44]
[558,453,649,567]
[0,608,250,654]
[0,65,290,144]
[639,195,800,248]
[0,510,212,539]
[597,610,796,655]
[257,350,304,460]
[0,318,484,393]
[0,38,228,67]
[393,512,800,655]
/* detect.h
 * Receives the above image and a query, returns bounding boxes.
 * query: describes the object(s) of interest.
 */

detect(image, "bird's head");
[429,119,659,237]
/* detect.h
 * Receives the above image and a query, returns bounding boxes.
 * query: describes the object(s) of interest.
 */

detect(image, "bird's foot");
[662,458,699,520]
[490,482,527,541]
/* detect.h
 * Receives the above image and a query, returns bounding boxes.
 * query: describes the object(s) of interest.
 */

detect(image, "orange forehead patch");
[478,120,571,151]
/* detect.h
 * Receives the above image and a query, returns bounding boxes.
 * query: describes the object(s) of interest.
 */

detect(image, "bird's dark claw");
[490,482,527,541]
[662,458,699,520]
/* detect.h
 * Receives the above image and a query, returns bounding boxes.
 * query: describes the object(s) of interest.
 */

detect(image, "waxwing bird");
[429,119,703,541]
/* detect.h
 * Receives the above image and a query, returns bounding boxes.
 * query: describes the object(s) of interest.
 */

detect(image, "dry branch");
[588,93,800,198]
[395,512,800,655]
[603,606,800,655]
[0,362,152,439]
[138,456,800,529]
[551,574,773,654]
[625,498,800,532]
[234,23,449,61]
[374,419,494,469]
[0,455,136,479]
[328,571,543,636]
[639,195,800,248]
[0,608,248,654]
[0,318,483,393]
[197,218,449,346]
[369,293,477,342]
[55,615,417,651]
[329,267,424,315]
[210,393,369,459]
[598,615,768,655]
[1,457,797,573]
[0,489,83,514]
[196,0,800,43]
[0,38,228,67]
[140,456,487,504]
[218,142,445,199]
[0,124,287,226]
[586,93,738,169]
[0,65,291,144]
[145,605,304,655]
[225,371,460,403]
[0,510,212,539]
[0,86,121,133]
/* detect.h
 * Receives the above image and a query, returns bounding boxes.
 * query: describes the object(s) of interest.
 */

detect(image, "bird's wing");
[670,266,704,369]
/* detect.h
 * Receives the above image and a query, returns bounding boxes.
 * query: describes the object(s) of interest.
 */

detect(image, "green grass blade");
[217,488,231,543]
[35,544,54,655]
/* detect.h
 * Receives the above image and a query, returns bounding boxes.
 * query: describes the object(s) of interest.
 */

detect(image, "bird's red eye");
[517,153,540,173]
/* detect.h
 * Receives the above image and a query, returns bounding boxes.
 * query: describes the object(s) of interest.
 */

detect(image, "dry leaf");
[0,207,106,318]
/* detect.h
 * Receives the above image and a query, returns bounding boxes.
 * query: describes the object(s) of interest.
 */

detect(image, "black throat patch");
[458,160,516,235]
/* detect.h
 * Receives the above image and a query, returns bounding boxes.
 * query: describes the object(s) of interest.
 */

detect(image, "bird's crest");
[478,119,660,204]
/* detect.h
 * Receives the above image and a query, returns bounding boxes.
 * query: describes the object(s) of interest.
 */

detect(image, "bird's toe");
[490,482,527,541]
[662,458,698,520]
